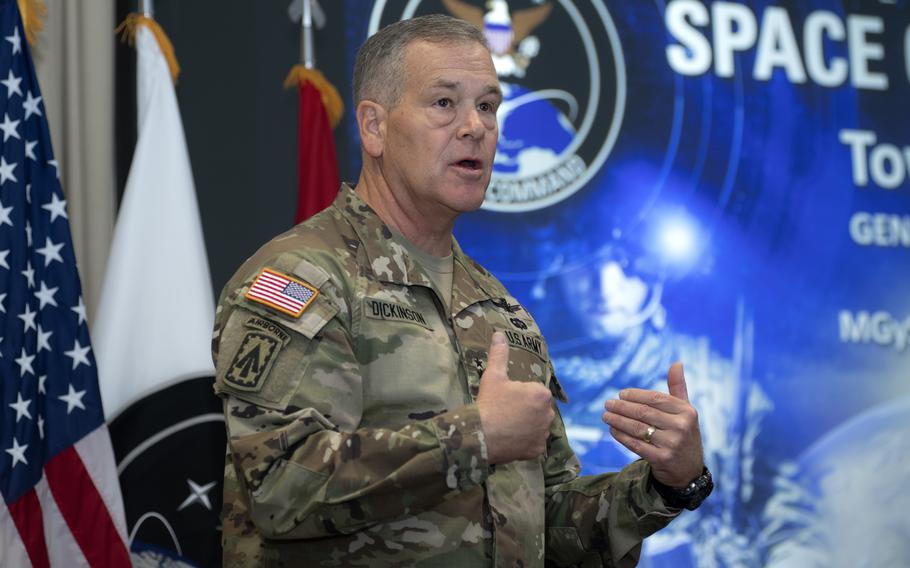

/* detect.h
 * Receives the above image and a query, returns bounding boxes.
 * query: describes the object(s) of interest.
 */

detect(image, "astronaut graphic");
[548,230,772,567]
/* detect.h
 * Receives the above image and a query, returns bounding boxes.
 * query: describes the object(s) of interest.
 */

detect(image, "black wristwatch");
[651,466,713,511]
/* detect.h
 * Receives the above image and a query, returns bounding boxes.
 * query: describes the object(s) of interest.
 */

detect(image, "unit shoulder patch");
[225,331,284,392]
[244,268,318,318]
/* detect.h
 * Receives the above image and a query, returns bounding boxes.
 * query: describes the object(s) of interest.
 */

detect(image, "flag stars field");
[71,296,86,325]
[0,112,20,141]
[18,303,36,332]
[22,91,41,119]
[15,347,35,377]
[0,197,12,225]
[36,324,52,352]
[34,281,59,309]
[0,156,16,184]
[58,384,87,414]
[1,69,22,96]
[5,23,20,53]
[5,438,28,468]
[64,339,92,370]
[36,236,64,266]
[42,192,67,221]
[9,392,32,422]
[21,260,35,287]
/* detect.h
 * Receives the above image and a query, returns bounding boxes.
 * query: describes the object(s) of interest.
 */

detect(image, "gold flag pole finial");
[17,0,47,48]
[115,7,180,85]
[284,0,343,128]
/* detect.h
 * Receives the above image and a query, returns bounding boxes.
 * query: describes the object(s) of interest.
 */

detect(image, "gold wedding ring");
[644,426,656,444]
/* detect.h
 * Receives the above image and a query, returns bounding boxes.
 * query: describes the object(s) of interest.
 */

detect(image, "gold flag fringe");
[17,0,46,48]
[284,66,344,129]
[115,14,180,84]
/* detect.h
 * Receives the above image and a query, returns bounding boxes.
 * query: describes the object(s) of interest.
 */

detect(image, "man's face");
[562,259,655,340]
[380,40,501,220]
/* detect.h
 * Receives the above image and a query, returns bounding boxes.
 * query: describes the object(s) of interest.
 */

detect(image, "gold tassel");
[284,65,344,129]
[115,13,180,84]
[17,0,47,48]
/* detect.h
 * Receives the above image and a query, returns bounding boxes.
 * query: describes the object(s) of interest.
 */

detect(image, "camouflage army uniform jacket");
[212,185,680,567]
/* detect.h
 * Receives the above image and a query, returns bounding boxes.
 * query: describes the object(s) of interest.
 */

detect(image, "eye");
[435,98,453,108]
[478,100,498,113]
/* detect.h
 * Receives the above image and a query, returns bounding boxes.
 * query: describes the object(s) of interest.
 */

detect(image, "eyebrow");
[427,80,502,98]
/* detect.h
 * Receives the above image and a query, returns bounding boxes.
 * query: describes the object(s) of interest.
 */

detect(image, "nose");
[458,107,486,140]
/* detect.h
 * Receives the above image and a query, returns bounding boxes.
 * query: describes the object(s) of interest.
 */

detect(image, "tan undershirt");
[389,229,454,310]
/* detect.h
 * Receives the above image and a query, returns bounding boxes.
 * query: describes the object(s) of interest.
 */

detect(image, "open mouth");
[455,159,481,170]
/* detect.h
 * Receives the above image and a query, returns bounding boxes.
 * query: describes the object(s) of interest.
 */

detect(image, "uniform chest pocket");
[356,294,466,424]
[457,298,551,386]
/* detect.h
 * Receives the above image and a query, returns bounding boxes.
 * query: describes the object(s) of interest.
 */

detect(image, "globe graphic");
[765,396,910,567]
[493,82,575,176]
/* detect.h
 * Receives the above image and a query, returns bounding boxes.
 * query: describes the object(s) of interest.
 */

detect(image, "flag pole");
[141,0,153,18]
[301,0,314,69]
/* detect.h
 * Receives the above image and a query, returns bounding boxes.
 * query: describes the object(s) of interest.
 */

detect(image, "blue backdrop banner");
[349,2,910,565]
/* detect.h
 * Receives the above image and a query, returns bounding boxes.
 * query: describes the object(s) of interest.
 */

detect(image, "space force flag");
[92,14,224,566]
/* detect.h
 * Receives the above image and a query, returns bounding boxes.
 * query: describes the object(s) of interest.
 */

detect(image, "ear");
[357,100,386,158]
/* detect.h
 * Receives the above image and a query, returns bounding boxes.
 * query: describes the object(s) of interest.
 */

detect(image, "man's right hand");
[476,331,555,464]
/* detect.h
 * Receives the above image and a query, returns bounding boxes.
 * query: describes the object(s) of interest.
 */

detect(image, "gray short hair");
[353,14,489,107]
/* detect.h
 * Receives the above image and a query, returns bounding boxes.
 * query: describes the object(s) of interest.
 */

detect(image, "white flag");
[93,22,214,419]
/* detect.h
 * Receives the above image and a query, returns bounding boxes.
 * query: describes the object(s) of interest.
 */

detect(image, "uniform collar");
[334,183,499,313]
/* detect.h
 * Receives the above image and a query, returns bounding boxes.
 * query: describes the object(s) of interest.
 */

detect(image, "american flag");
[0,2,130,566]
[246,268,318,318]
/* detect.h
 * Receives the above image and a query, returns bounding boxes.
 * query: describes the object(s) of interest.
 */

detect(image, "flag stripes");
[44,444,131,567]
[245,268,318,317]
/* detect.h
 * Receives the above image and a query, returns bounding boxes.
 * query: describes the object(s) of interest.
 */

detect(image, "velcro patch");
[503,329,545,360]
[245,268,318,318]
[225,331,284,392]
[363,298,432,329]
[244,316,291,343]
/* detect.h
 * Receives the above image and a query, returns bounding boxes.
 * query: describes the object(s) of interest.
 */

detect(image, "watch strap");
[651,466,713,511]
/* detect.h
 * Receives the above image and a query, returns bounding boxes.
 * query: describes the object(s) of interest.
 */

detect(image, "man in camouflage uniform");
[213,14,708,567]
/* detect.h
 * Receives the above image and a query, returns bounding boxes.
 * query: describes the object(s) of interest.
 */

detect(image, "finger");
[601,411,655,444]
[618,388,687,413]
[603,399,675,430]
[666,362,689,402]
[608,426,661,462]
[484,331,510,381]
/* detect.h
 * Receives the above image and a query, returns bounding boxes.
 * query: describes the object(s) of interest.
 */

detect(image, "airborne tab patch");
[245,268,318,318]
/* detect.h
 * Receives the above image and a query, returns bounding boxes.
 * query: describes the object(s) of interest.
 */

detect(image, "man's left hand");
[601,362,704,488]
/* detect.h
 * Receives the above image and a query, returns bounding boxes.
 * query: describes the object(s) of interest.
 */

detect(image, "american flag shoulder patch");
[245,268,319,318]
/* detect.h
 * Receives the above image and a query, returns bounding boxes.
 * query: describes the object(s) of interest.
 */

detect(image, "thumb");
[483,331,510,381]
[667,362,689,402]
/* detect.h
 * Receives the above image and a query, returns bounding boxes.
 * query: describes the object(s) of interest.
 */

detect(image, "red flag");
[294,78,340,223]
